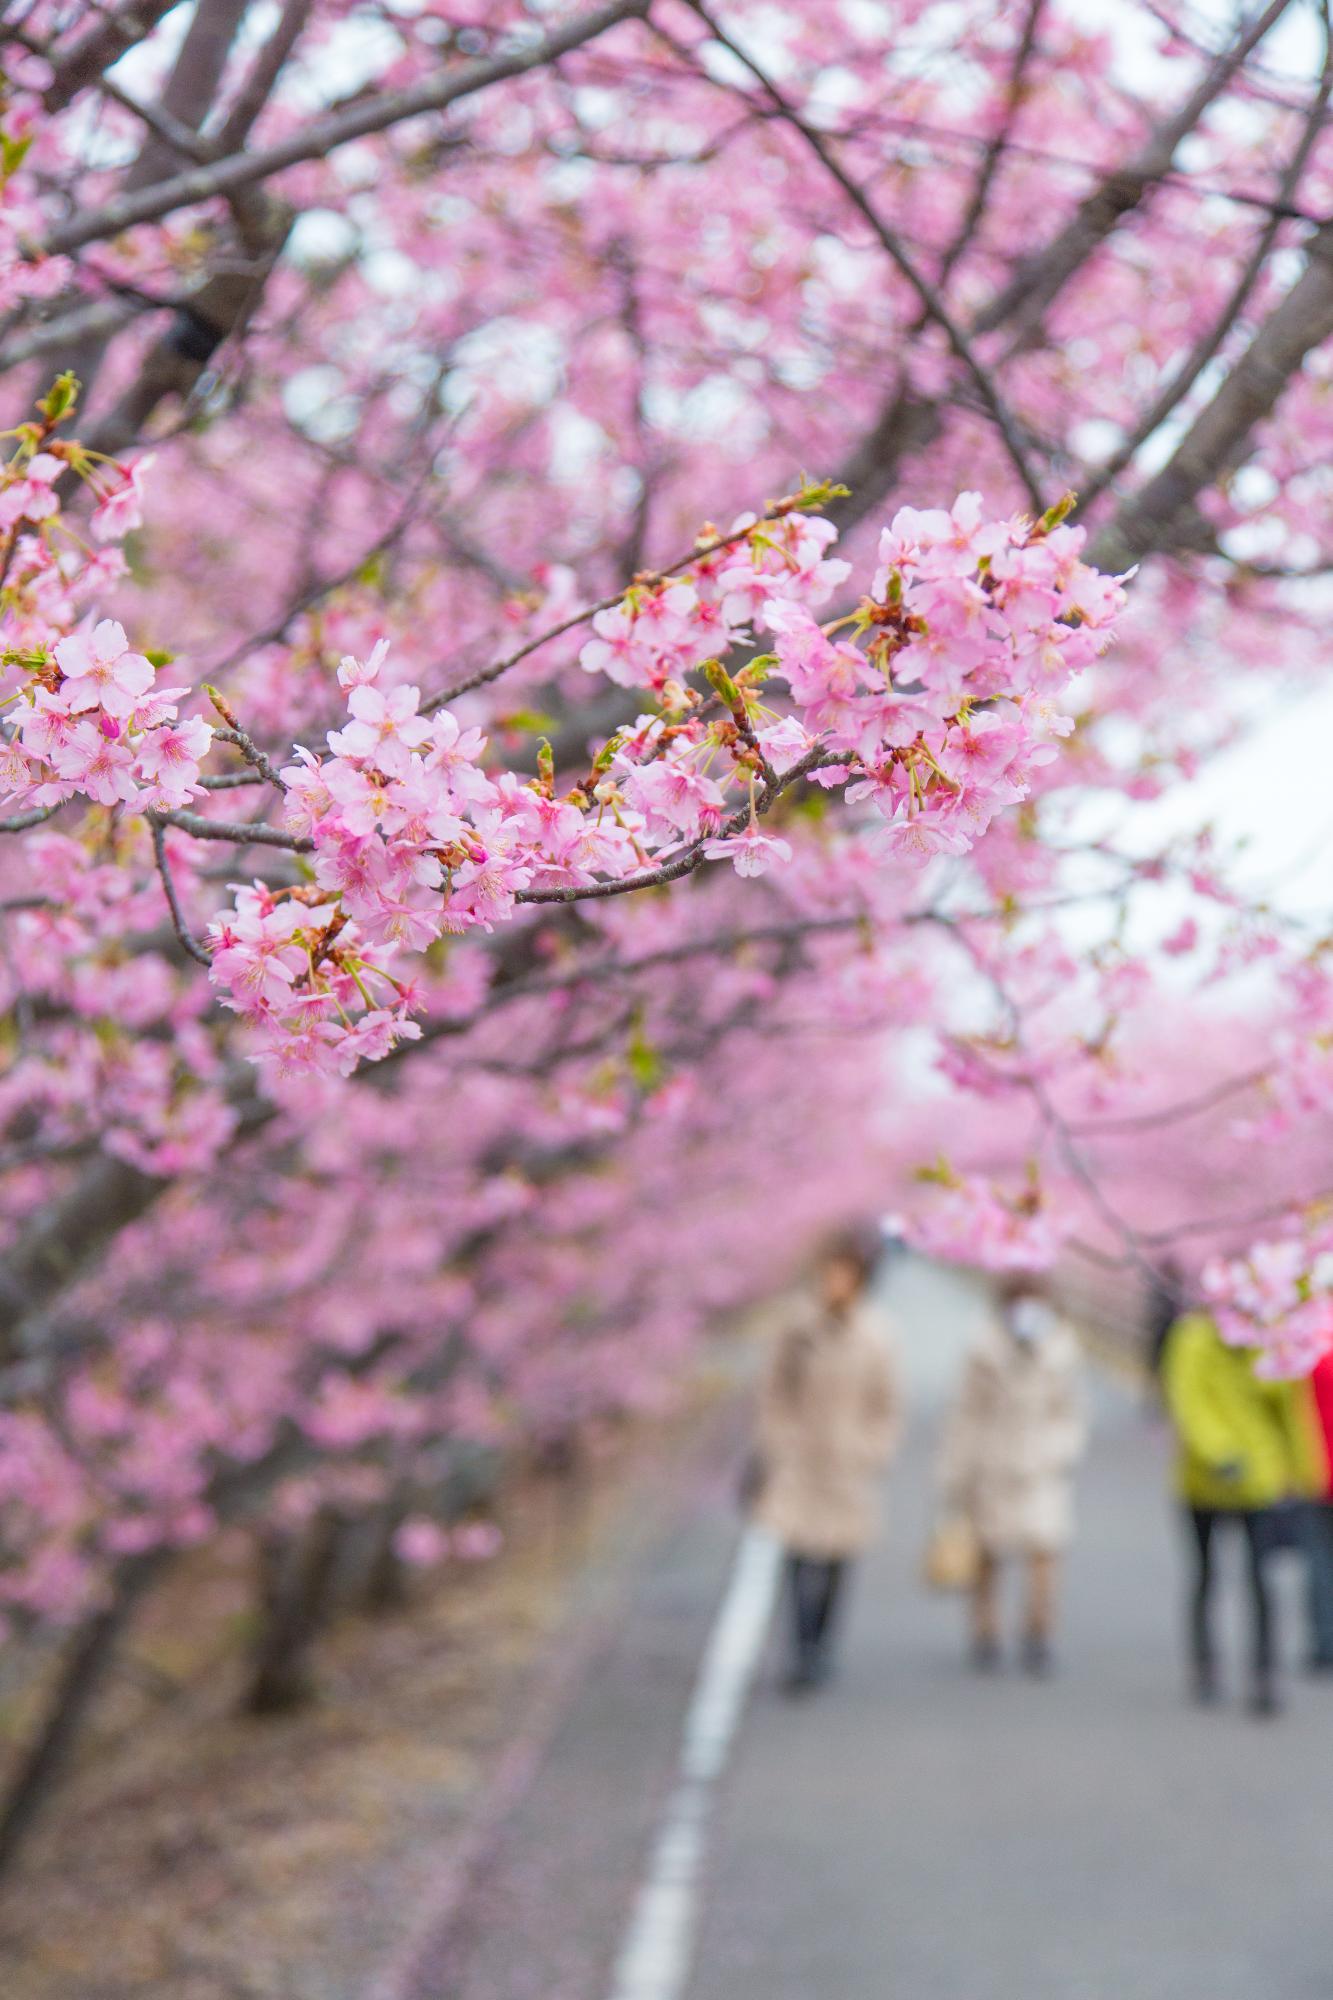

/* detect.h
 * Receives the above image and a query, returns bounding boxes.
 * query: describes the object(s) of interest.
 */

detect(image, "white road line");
[606,1525,782,2000]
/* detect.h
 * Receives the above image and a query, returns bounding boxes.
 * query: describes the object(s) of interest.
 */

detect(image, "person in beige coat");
[938,1276,1086,1675]
[752,1227,903,1692]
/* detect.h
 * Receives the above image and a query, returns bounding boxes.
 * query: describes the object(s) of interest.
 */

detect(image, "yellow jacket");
[1162,1312,1325,1511]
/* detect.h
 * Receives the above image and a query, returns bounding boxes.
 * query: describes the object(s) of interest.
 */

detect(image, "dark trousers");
[1185,1506,1274,1688]
[1298,1498,1333,1666]
[785,1555,847,1672]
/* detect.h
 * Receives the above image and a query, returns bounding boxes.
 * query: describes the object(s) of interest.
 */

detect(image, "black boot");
[1191,1659,1221,1706]
[805,1640,834,1688]
[780,1642,819,1696]
[1022,1632,1053,1678]
[1248,1677,1281,1718]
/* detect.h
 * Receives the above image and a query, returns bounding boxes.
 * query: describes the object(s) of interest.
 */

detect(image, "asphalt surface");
[428,1260,1333,2000]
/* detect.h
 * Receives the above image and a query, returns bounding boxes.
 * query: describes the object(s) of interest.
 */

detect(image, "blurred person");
[937,1275,1087,1676]
[752,1226,902,1694]
[1162,1311,1323,1715]
[1298,1343,1333,1673]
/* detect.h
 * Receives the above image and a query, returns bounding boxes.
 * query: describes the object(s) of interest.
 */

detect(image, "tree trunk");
[360,1485,411,1613]
[0,1555,165,1876]
[242,1509,346,1714]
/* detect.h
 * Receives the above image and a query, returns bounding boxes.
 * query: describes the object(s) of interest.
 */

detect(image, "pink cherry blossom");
[90,454,155,544]
[703,825,794,877]
[327,680,432,778]
[54,620,154,717]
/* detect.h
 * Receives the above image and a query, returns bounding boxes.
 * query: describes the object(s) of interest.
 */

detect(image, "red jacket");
[1310,1352,1333,1500]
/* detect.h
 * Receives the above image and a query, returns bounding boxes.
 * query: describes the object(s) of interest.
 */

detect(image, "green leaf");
[627,1027,664,1093]
[1037,491,1077,533]
[703,658,743,708]
[498,707,558,735]
[792,474,851,511]
[0,131,32,183]
[36,372,79,425]
[590,729,625,775]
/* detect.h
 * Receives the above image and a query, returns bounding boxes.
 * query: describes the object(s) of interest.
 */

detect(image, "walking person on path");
[937,1275,1087,1676]
[1162,1310,1324,1716]
[752,1227,903,1694]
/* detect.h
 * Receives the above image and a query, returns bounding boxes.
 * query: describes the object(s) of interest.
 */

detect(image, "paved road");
[413,1260,1333,2000]
[693,1259,1333,2000]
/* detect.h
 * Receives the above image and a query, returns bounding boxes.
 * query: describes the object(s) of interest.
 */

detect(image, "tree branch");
[1090,212,1333,571]
[935,0,1046,289]
[973,0,1296,343]
[39,0,180,114]
[214,0,311,153]
[681,0,1047,511]
[36,0,652,259]
[1077,0,1333,514]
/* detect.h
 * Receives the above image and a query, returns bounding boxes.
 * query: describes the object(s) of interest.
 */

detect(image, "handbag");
[922,1512,981,1593]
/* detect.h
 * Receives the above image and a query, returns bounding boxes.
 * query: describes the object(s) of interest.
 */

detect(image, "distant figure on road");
[753,1226,902,1694]
[937,1275,1087,1676]
[1162,1311,1323,1716]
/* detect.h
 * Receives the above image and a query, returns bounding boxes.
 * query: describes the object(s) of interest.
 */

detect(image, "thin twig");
[148,817,212,965]
[208,706,287,791]
[205,467,435,683]
[1067,1066,1270,1137]
[1137,1192,1333,1247]
[936,0,1046,289]
[974,0,1297,341]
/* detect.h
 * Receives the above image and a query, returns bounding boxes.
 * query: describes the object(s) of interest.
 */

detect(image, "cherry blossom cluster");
[586,492,1126,866]
[0,405,210,815]
[196,499,1123,1077]
[0,391,1129,1091]
[3,614,212,811]
[0,96,72,313]
[887,1167,1071,1271]
[579,510,850,690]
[0,824,235,1174]
[1203,1235,1333,1378]
[0,1012,886,1625]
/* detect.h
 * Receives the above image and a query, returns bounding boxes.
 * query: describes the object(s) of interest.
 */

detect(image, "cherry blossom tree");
[3,0,1333,1863]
